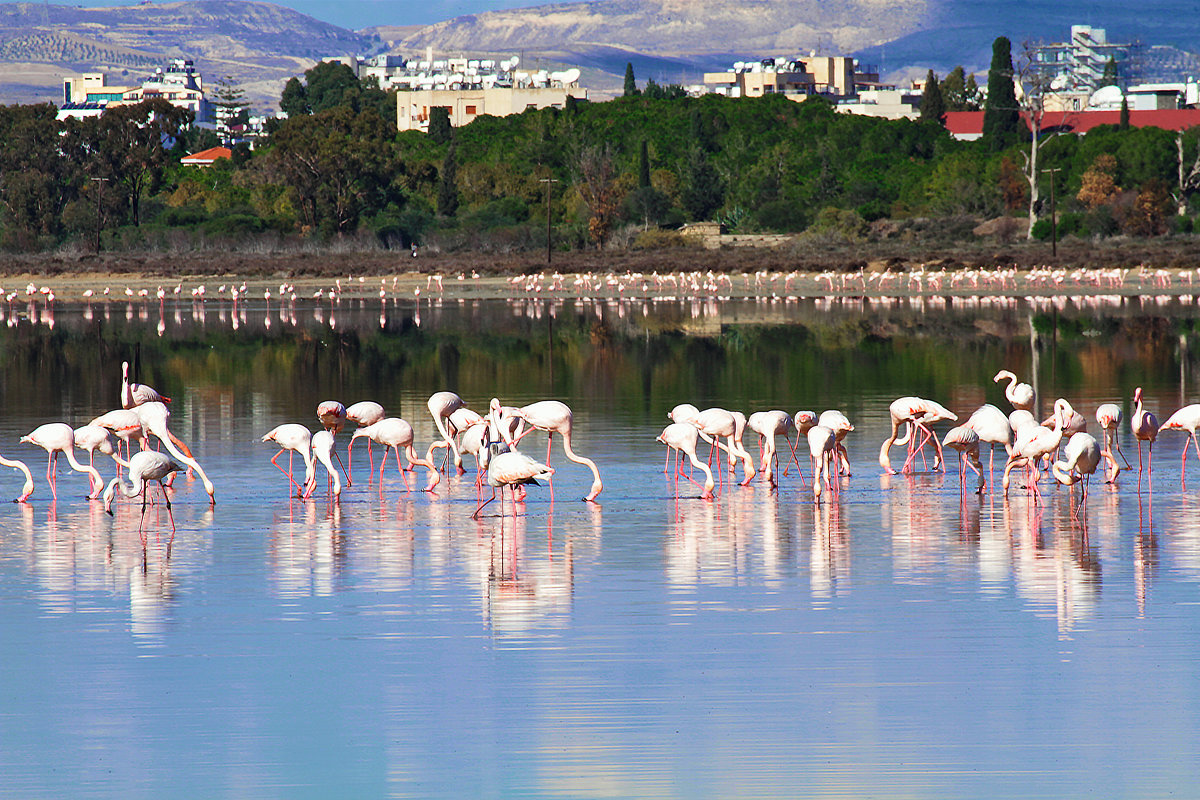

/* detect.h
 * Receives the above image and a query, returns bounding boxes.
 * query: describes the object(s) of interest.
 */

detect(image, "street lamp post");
[91,177,108,253]
[539,177,559,266]
[1042,167,1061,258]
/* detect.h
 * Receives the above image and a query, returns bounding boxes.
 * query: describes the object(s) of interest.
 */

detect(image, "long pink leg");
[271,449,304,496]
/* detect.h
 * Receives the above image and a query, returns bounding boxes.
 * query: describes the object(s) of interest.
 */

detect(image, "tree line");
[0,50,1198,254]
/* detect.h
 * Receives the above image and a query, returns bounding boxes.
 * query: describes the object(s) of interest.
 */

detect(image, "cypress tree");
[623,62,638,97]
[428,106,451,144]
[638,139,651,188]
[437,139,459,217]
[1120,97,1130,129]
[919,69,945,123]
[982,36,1020,151]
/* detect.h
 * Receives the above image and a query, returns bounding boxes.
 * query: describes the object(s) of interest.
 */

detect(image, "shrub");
[631,228,693,250]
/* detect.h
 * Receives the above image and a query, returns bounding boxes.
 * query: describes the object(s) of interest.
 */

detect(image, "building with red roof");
[943,109,1200,141]
[180,146,232,167]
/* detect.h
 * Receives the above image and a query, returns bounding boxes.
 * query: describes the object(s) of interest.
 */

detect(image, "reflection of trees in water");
[2,298,1198,425]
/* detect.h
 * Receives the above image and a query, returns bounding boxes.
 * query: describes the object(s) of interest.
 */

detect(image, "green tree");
[638,139,651,188]
[438,139,459,217]
[623,62,638,97]
[212,75,248,142]
[575,143,622,247]
[681,148,723,220]
[260,105,404,234]
[278,61,393,122]
[1120,97,1130,130]
[428,106,452,144]
[941,66,982,112]
[982,36,1020,151]
[920,69,945,123]
[0,103,71,245]
[1100,58,1119,88]
[279,76,308,116]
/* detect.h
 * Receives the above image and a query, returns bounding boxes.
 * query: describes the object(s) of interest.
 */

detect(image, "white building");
[59,59,209,121]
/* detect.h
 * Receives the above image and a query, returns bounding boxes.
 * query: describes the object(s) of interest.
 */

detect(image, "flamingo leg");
[472,487,498,518]
[270,449,304,496]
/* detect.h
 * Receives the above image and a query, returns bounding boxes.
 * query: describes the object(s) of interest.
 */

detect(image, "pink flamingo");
[818,409,854,476]
[879,396,957,474]
[74,424,117,469]
[89,408,146,460]
[963,403,1011,484]
[428,391,466,473]
[134,402,215,503]
[472,441,554,518]
[103,450,184,534]
[993,369,1034,410]
[1131,387,1159,482]
[345,400,385,482]
[747,410,797,486]
[807,425,837,501]
[942,425,985,495]
[1159,403,1200,485]
[657,422,714,498]
[1095,402,1130,482]
[315,400,349,482]
[351,418,439,492]
[1002,398,1069,499]
[20,422,103,500]
[121,361,171,408]
[689,407,755,486]
[261,423,315,498]
[0,451,34,502]
[311,430,342,497]
[494,398,603,501]
[1051,432,1101,507]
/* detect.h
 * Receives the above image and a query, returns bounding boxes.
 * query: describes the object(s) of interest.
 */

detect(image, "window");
[465,105,477,115]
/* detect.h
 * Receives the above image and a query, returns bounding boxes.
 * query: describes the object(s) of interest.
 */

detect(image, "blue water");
[1,296,1199,799]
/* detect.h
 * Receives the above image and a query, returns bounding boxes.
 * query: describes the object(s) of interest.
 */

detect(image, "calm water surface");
[2,293,1200,798]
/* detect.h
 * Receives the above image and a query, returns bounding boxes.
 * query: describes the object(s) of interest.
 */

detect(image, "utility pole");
[539,177,559,266]
[1042,167,1061,258]
[91,177,108,253]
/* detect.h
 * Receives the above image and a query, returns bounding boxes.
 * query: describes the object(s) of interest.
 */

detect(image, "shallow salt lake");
[1,293,1199,798]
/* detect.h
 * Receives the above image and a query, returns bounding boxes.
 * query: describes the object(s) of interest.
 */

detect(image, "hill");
[0,0,374,110]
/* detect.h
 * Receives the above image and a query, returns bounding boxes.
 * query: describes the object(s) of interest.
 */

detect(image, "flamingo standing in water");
[942,425,985,495]
[89,408,146,461]
[311,430,342,497]
[1051,432,1101,507]
[121,361,170,408]
[428,391,466,473]
[74,424,117,469]
[261,423,315,498]
[494,398,603,501]
[316,400,349,481]
[993,369,1034,411]
[134,401,215,503]
[351,417,439,492]
[657,422,714,499]
[103,450,184,534]
[1002,398,1069,499]
[1159,403,1200,486]
[1131,387,1159,482]
[879,396,957,474]
[0,451,34,502]
[818,409,854,476]
[20,423,103,500]
[688,407,755,487]
[1095,402,1130,482]
[345,400,385,483]
[472,441,554,518]
[807,425,837,501]
[747,410,797,486]
[963,404,1011,484]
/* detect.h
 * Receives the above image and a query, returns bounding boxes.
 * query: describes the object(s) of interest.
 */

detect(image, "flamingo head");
[993,370,1012,384]
[1134,387,1143,404]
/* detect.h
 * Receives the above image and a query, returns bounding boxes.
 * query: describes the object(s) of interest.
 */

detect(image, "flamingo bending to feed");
[494,398,603,501]
[261,423,316,498]
[351,417,439,492]
[879,396,957,474]
[1159,404,1200,486]
[428,391,466,473]
[807,425,837,501]
[135,402,215,503]
[657,422,715,499]
[311,430,342,497]
[103,450,184,533]
[20,422,103,500]
[74,424,117,468]
[1095,402,1130,482]
[1131,387,1159,481]
[89,408,146,460]
[818,409,854,476]
[942,425,985,495]
[1051,432,1101,507]
[747,410,798,486]
[121,361,170,408]
[316,400,346,434]
[993,369,1034,411]
[1002,398,1069,498]
[472,441,554,518]
[687,407,755,487]
[963,403,1012,483]
[345,400,386,483]
[0,451,34,502]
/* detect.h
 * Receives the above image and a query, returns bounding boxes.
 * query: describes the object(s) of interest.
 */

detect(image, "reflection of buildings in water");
[269,501,346,598]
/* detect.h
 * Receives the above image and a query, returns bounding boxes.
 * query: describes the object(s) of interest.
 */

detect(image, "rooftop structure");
[703,56,878,100]
[1028,25,1139,92]
[943,108,1200,141]
[59,59,208,121]
[181,146,232,167]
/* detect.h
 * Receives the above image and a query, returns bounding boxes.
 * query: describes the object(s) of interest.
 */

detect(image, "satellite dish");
[560,67,581,85]
[510,55,520,68]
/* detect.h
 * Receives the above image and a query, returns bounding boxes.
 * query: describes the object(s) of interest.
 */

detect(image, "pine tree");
[1101,57,1119,88]
[428,106,452,144]
[982,36,1020,151]
[623,63,638,97]
[920,69,945,122]
[638,139,651,188]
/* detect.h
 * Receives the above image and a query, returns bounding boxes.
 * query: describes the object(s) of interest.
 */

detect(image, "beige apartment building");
[397,85,588,132]
[703,56,866,99]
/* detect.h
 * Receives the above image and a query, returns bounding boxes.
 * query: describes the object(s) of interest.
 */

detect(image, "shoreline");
[1,244,1199,300]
